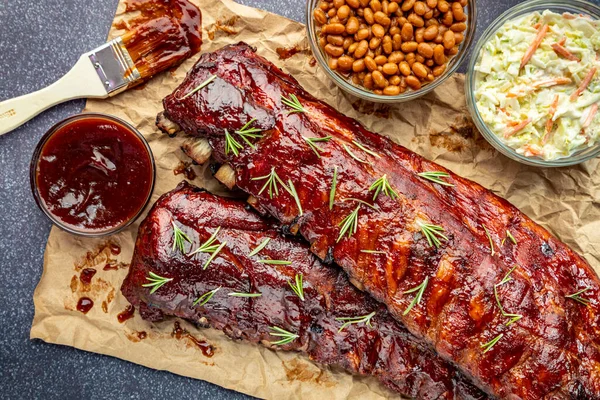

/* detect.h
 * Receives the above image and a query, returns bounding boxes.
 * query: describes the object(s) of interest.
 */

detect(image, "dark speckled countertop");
[0,0,591,398]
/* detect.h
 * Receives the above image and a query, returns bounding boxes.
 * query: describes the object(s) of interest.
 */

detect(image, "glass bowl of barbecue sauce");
[30,113,155,237]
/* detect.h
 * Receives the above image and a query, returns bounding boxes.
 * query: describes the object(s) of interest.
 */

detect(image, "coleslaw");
[474,10,600,160]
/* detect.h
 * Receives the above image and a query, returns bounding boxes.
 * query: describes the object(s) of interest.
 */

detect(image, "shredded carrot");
[504,118,532,138]
[523,145,542,156]
[563,13,576,20]
[581,103,598,131]
[570,67,597,101]
[558,37,566,46]
[533,22,541,29]
[551,43,580,62]
[507,78,571,98]
[520,24,549,70]
[542,95,560,144]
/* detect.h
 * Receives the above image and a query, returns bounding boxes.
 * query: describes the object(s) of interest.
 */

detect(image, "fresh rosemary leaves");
[343,143,368,164]
[224,129,243,156]
[188,227,227,270]
[335,311,376,332]
[418,222,448,248]
[258,259,292,265]
[369,174,398,201]
[248,238,271,257]
[287,179,303,216]
[493,265,522,326]
[142,271,173,294]
[417,171,454,187]
[403,277,429,315]
[329,166,338,210]
[502,230,517,247]
[281,94,306,114]
[269,326,299,345]
[235,118,263,149]
[172,221,192,253]
[194,286,221,306]
[337,206,360,243]
[179,74,216,100]
[228,292,262,298]
[481,333,503,353]
[566,287,591,305]
[482,224,495,256]
[303,136,332,158]
[352,140,381,158]
[288,273,305,301]
[252,167,287,199]
[361,250,386,254]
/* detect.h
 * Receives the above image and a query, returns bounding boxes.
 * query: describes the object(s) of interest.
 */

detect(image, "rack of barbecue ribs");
[121,182,488,400]
[157,43,600,398]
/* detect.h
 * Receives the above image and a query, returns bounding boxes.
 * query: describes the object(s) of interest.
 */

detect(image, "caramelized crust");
[161,43,600,399]
[121,182,487,399]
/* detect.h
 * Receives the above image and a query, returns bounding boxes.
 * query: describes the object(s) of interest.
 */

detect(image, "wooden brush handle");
[0,55,107,136]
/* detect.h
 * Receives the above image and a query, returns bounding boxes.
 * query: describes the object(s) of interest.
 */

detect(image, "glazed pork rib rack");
[121,182,488,400]
[159,42,600,399]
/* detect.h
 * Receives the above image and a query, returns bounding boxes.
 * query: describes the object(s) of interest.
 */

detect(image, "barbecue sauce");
[77,297,94,314]
[35,116,153,233]
[117,305,135,323]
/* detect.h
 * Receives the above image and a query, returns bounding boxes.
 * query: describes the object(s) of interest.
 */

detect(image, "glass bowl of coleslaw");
[466,0,600,167]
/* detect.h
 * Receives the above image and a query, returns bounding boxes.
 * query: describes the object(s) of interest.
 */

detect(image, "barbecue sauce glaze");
[35,117,153,232]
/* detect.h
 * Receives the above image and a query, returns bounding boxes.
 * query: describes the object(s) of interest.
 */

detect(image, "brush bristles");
[122,17,191,79]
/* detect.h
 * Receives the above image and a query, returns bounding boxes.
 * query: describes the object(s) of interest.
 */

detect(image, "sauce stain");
[207,16,239,40]
[80,268,97,285]
[117,305,136,323]
[276,45,310,60]
[77,297,94,314]
[75,242,115,271]
[174,161,197,180]
[103,261,129,271]
[70,275,79,293]
[109,243,121,255]
[171,321,214,357]
[351,100,392,119]
[309,57,317,67]
[281,358,335,387]
[125,330,148,343]
[425,116,492,152]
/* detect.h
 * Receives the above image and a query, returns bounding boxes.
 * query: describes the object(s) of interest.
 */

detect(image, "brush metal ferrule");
[86,37,141,97]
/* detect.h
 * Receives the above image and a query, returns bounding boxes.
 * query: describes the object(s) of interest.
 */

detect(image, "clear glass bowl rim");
[29,112,156,237]
[306,0,478,103]
[465,0,600,167]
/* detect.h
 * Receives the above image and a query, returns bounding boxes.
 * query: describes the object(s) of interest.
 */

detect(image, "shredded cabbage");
[474,11,600,160]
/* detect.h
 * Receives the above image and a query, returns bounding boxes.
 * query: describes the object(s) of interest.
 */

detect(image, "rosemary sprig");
[417,171,454,187]
[369,174,398,201]
[481,333,503,353]
[228,292,262,298]
[329,166,338,210]
[269,326,299,345]
[566,287,591,305]
[235,118,263,149]
[252,167,288,199]
[505,230,517,245]
[361,250,386,254]
[287,179,303,216]
[258,259,292,265]
[172,221,192,253]
[337,205,360,243]
[142,271,173,294]
[303,136,332,158]
[224,129,243,156]
[281,94,306,114]
[248,238,271,257]
[193,286,221,306]
[335,311,376,332]
[482,225,495,256]
[179,74,216,100]
[403,277,429,315]
[288,273,305,301]
[188,227,227,270]
[493,265,522,326]
[352,140,381,158]
[189,227,222,256]
[202,242,227,270]
[343,143,368,164]
[418,222,448,248]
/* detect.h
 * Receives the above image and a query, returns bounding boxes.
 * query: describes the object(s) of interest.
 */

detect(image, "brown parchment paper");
[31,0,600,398]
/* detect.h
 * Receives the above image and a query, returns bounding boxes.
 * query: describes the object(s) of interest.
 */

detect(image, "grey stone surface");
[1,0,597,398]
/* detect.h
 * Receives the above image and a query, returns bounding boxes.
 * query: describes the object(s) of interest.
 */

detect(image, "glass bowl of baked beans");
[307,0,476,102]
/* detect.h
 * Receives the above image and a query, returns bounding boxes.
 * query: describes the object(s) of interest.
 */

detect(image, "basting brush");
[0,16,198,136]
